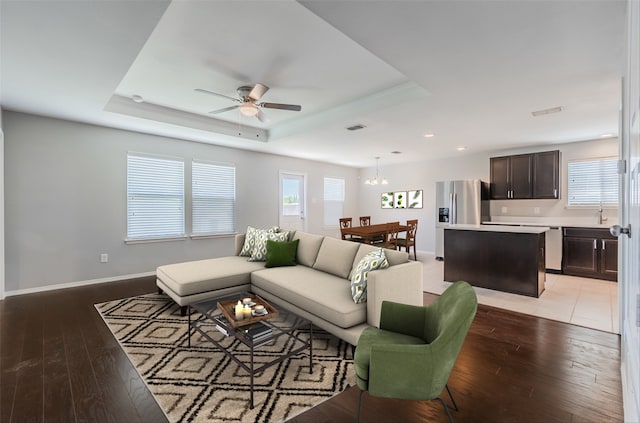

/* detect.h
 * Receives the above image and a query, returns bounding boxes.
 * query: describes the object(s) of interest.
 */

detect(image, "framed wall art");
[380,189,423,209]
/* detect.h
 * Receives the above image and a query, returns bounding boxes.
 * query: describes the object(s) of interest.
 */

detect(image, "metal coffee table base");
[188,301,313,409]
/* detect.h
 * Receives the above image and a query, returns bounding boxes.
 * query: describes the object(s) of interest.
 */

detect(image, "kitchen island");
[444,224,548,297]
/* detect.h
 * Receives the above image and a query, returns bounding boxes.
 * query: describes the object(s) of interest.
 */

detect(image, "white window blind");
[127,154,185,240]
[324,177,345,227]
[567,158,619,206]
[192,161,236,235]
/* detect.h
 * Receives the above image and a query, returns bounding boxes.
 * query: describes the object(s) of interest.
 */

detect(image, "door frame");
[278,171,307,232]
[619,1,640,420]
[0,126,4,300]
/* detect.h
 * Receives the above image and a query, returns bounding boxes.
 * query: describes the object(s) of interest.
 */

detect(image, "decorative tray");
[217,294,278,328]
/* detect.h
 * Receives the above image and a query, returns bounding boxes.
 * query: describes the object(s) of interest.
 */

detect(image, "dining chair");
[359,216,371,226]
[340,218,363,242]
[339,218,353,240]
[397,219,418,260]
[380,222,400,250]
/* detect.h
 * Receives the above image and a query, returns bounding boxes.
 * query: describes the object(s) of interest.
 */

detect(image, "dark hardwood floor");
[1,278,623,423]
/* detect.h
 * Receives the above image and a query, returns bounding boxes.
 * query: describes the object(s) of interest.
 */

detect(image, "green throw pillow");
[350,248,389,304]
[265,239,299,268]
[249,230,290,262]
[239,226,279,257]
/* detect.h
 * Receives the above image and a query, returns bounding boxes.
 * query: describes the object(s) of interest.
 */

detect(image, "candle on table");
[243,304,252,319]
[235,301,244,320]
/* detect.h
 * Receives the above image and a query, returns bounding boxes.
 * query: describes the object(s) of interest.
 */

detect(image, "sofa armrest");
[234,233,246,256]
[366,261,423,328]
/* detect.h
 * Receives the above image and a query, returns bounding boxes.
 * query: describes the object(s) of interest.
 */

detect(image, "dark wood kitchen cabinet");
[490,156,510,199]
[490,150,559,200]
[562,227,617,281]
[444,227,546,297]
[533,150,560,199]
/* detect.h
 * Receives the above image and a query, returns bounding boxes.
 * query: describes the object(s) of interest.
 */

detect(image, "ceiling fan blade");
[195,88,240,103]
[260,102,302,112]
[249,83,269,101]
[209,105,239,114]
[256,109,267,122]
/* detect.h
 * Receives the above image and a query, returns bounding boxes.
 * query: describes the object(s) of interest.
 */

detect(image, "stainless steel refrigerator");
[435,179,490,260]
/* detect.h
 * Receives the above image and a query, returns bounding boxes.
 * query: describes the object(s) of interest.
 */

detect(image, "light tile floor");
[419,252,619,334]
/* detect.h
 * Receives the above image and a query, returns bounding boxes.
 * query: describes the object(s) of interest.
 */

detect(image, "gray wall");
[4,110,620,291]
[3,111,360,292]
[359,138,619,254]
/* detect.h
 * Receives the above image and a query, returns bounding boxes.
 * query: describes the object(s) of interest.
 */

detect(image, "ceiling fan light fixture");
[239,103,259,117]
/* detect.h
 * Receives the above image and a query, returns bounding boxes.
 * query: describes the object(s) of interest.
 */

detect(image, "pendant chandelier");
[364,157,388,185]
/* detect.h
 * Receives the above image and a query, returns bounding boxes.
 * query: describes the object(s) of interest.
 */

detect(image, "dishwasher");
[545,226,563,272]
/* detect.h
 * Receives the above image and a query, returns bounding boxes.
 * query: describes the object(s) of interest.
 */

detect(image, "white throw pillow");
[239,226,278,257]
[249,230,290,262]
[350,248,389,304]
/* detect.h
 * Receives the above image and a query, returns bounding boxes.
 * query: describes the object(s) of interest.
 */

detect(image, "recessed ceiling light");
[423,132,435,138]
[531,106,563,117]
[391,151,402,154]
[456,146,467,151]
[132,94,144,103]
[600,133,615,138]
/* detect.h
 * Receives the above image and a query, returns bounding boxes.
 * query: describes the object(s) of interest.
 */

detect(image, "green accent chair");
[354,281,478,423]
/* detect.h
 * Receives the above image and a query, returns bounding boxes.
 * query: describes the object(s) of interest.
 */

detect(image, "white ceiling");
[0,0,626,168]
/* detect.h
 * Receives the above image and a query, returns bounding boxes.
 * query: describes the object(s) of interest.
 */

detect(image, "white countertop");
[445,224,549,234]
[482,221,613,229]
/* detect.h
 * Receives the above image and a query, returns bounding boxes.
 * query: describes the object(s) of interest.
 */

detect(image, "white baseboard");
[4,271,156,297]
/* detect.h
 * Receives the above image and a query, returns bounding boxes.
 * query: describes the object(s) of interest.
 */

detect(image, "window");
[282,177,301,217]
[567,157,619,206]
[127,154,185,240]
[324,177,345,227]
[192,161,236,235]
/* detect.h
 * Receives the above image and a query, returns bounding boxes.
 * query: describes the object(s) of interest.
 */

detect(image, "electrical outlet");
[534,207,540,215]
[501,206,508,214]
[100,253,108,263]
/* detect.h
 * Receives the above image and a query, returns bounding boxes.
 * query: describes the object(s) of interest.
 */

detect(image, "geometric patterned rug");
[95,293,355,423]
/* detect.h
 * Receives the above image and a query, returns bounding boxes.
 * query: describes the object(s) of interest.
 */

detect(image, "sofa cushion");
[251,266,366,329]
[292,231,324,267]
[265,239,299,268]
[157,256,265,296]
[249,230,290,262]
[349,244,408,280]
[312,236,360,279]
[239,226,278,257]
[351,248,389,303]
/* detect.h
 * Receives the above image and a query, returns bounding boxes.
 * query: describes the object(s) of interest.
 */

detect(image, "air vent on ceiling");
[346,124,366,131]
[531,106,563,117]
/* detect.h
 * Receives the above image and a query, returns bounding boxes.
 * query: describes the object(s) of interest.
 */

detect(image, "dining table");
[341,223,408,244]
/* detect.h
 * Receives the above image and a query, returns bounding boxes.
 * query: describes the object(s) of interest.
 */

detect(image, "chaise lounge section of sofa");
[156,229,423,345]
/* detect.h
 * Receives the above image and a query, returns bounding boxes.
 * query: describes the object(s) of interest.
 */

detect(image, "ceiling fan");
[194,83,302,122]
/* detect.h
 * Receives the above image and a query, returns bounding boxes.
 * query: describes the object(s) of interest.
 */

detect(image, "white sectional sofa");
[156,230,423,345]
